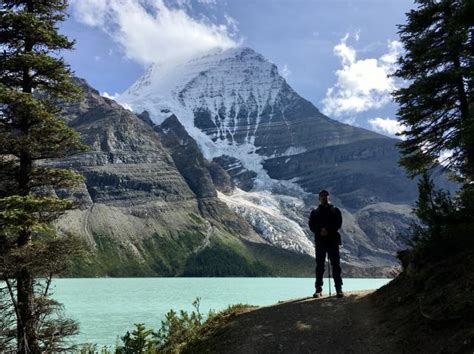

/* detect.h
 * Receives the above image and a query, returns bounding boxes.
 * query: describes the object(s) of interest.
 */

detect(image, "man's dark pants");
[315,240,343,292]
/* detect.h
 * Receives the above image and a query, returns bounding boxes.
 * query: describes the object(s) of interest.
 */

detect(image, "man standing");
[308,190,344,298]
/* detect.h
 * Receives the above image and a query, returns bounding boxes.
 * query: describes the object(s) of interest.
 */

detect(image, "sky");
[61,0,416,137]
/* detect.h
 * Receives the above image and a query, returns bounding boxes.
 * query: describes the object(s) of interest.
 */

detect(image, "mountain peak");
[117,45,385,192]
[118,46,280,105]
[117,45,289,149]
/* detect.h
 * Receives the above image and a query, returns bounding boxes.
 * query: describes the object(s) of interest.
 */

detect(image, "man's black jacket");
[308,204,342,245]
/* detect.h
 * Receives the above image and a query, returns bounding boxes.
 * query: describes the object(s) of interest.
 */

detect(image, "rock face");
[156,114,217,199]
[115,46,427,273]
[263,138,413,210]
[49,80,207,274]
[154,114,258,238]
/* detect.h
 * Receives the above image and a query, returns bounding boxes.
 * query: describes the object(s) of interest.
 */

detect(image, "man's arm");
[308,209,319,233]
[335,207,342,245]
[335,207,342,230]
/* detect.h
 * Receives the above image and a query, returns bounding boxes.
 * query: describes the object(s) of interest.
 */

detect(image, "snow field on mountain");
[218,189,315,256]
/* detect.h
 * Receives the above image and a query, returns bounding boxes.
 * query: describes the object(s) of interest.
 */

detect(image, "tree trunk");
[16,268,39,354]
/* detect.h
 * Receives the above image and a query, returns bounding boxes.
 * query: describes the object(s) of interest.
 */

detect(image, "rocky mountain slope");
[114,46,428,273]
[51,79,319,277]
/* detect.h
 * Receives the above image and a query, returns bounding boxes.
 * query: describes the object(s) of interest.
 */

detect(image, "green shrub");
[77,298,254,353]
[116,323,158,353]
[154,297,204,353]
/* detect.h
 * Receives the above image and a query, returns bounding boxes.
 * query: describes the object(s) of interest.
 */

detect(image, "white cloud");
[71,0,238,67]
[334,33,356,65]
[281,64,291,79]
[438,149,454,167]
[368,117,405,137]
[322,34,402,117]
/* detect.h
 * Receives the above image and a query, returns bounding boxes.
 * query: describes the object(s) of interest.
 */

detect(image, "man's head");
[318,190,330,205]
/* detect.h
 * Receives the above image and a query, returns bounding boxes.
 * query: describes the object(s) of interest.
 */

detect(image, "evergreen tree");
[394,0,473,182]
[0,1,86,352]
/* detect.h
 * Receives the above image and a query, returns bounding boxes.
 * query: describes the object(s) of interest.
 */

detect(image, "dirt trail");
[193,291,401,354]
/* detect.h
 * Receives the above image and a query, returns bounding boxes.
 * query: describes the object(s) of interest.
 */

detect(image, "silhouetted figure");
[308,190,344,298]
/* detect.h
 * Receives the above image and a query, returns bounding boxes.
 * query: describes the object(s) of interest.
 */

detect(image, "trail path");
[193,291,401,354]
[192,222,213,254]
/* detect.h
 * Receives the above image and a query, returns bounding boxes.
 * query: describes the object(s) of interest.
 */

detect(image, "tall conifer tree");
[0,1,85,352]
[394,0,473,182]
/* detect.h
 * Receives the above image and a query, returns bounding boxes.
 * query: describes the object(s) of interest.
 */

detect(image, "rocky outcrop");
[212,155,257,192]
[207,161,235,194]
[355,203,413,252]
[155,115,259,239]
[156,115,217,199]
[263,138,414,210]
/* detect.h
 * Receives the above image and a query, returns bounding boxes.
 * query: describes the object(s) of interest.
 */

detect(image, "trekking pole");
[327,257,332,296]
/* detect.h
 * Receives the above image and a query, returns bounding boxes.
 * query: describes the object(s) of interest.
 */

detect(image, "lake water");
[51,277,392,346]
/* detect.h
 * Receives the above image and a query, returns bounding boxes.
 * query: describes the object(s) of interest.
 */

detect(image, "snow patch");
[266,146,307,159]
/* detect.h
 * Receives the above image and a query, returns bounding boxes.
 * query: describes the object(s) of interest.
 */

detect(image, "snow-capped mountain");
[118,47,385,189]
[119,47,289,185]
[117,46,423,266]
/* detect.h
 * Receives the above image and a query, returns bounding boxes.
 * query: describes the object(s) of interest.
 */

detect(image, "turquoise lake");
[51,278,392,346]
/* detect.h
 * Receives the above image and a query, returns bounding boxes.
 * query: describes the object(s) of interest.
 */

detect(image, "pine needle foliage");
[0,0,86,352]
[394,0,473,182]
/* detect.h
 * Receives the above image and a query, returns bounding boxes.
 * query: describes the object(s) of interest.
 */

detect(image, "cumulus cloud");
[71,0,238,66]
[368,117,405,137]
[322,34,402,117]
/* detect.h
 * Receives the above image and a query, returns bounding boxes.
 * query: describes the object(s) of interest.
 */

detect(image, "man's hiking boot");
[336,290,344,298]
[313,287,323,298]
